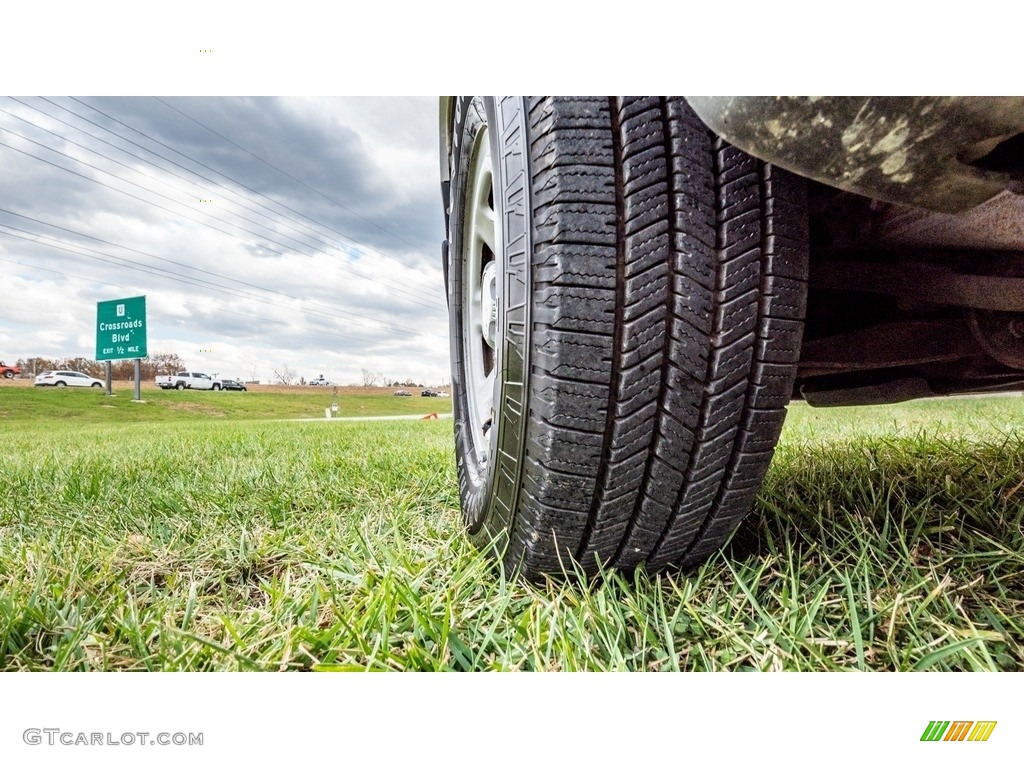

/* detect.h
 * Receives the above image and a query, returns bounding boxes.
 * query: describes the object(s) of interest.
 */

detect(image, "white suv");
[34,370,104,388]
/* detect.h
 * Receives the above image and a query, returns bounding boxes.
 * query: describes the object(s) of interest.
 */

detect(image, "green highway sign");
[96,296,148,361]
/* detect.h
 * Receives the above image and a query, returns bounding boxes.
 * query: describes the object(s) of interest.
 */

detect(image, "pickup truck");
[155,371,221,390]
[0,362,20,379]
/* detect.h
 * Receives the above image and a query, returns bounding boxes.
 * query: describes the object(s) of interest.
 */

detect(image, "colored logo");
[921,721,997,742]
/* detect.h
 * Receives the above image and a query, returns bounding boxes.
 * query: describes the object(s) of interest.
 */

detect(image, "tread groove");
[576,97,627,564]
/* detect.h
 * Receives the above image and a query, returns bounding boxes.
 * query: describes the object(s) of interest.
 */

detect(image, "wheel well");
[439,97,456,191]
[798,183,1024,405]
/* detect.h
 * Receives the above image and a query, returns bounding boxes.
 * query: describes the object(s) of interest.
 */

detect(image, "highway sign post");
[96,296,147,401]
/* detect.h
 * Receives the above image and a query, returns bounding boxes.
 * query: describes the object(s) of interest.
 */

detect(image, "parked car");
[309,376,332,386]
[420,389,439,397]
[218,379,247,391]
[34,370,104,388]
[155,372,218,390]
[0,361,21,379]
[440,96,1024,579]
[393,389,412,397]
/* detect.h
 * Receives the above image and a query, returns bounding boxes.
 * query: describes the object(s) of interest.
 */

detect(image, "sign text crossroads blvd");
[96,296,148,361]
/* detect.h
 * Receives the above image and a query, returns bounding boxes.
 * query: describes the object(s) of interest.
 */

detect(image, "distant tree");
[150,352,185,376]
[21,357,58,376]
[111,359,134,380]
[57,357,102,377]
[103,353,181,381]
[361,368,382,387]
[272,365,297,385]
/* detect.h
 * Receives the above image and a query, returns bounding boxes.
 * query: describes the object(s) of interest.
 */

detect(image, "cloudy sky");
[0,97,448,385]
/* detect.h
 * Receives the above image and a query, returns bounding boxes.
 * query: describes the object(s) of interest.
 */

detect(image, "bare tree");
[57,357,102,377]
[19,357,57,376]
[150,352,185,376]
[361,368,381,387]
[272,364,297,385]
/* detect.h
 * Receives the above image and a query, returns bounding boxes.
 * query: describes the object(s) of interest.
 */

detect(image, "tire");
[212,384,221,391]
[175,382,185,390]
[91,382,102,388]
[2,370,13,379]
[445,97,809,578]
[56,381,67,387]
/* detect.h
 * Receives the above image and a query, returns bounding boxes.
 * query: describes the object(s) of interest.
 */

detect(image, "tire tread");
[470,96,808,577]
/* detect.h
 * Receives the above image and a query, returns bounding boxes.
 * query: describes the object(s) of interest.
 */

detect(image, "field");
[0,380,452,423]
[0,384,1021,670]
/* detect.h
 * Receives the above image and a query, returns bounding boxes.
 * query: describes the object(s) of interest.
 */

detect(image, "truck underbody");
[797,186,1024,405]
[681,97,1024,407]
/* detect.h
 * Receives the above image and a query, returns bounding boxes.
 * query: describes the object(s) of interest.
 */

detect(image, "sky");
[0,96,449,385]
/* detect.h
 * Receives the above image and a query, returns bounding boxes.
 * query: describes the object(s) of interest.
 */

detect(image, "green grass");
[0,395,1021,670]
[0,384,451,423]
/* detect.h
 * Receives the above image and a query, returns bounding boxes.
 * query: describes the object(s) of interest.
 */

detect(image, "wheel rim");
[462,123,500,472]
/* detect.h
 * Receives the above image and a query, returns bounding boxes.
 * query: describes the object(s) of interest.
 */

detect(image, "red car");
[1,361,20,379]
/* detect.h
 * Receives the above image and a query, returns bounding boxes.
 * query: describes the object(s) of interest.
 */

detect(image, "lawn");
[0,390,1021,670]
[0,382,451,423]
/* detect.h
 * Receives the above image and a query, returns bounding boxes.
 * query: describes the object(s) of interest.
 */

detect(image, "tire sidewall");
[449,97,494,535]
[448,97,532,553]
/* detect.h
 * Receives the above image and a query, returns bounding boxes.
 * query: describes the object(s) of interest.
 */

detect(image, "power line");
[0,207,445,341]
[65,97,439,283]
[0,226,442,340]
[1,101,344,261]
[0,254,443,352]
[0,127,444,312]
[152,96,436,259]
[12,97,409,280]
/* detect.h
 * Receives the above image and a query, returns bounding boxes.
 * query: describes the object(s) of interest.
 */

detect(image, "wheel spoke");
[481,261,497,350]
[475,203,496,255]
[478,368,496,430]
